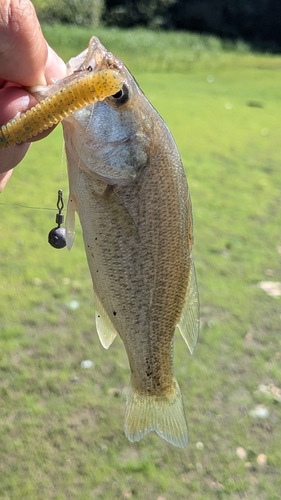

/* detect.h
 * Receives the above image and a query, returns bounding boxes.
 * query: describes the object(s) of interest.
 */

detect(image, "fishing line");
[76,100,95,196]
[0,202,56,210]
[59,131,67,181]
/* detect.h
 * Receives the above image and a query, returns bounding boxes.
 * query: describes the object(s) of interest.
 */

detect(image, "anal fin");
[177,259,200,354]
[94,292,118,349]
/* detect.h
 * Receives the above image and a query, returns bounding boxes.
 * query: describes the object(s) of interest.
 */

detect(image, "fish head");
[63,37,155,186]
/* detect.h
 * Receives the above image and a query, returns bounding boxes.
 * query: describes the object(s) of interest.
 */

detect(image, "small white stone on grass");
[81,360,94,369]
[249,405,269,419]
[257,454,267,466]
[236,447,247,460]
[258,281,281,298]
[258,384,268,393]
[67,300,80,310]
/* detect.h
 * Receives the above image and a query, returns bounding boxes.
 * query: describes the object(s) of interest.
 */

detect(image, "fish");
[36,37,200,448]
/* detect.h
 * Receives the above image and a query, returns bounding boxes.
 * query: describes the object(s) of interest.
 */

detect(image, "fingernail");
[16,95,31,113]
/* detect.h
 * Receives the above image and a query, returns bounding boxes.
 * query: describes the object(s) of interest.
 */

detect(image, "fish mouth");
[67,37,123,76]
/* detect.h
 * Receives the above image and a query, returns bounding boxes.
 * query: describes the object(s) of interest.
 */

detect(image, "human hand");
[0,0,67,190]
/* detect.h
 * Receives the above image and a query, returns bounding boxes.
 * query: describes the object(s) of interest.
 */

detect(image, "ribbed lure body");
[0,69,123,149]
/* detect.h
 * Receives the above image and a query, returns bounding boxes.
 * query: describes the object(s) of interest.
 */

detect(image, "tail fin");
[124,380,188,448]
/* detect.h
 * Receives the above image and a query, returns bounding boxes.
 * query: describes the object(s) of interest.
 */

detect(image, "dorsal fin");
[94,292,118,349]
[177,259,200,354]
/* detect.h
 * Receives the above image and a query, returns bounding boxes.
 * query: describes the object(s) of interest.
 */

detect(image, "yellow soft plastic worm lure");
[0,68,123,150]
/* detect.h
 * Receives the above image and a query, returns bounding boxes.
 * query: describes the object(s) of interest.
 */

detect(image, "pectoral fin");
[177,259,200,354]
[65,194,77,250]
[94,292,118,349]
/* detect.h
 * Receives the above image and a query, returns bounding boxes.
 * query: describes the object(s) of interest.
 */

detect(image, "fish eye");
[110,84,129,105]
[112,90,122,99]
[87,65,93,72]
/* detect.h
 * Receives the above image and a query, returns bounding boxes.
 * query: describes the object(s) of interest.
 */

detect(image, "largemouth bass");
[36,37,199,448]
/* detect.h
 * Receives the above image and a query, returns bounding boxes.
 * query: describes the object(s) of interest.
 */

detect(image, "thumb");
[0,0,65,86]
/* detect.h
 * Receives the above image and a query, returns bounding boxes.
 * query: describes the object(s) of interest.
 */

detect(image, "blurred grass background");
[0,26,281,499]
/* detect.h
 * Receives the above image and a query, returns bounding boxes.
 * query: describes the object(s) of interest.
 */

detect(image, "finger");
[0,83,61,176]
[0,84,38,124]
[44,44,67,84]
[0,0,65,86]
[0,143,30,180]
[0,85,34,174]
[0,167,14,191]
[0,0,47,85]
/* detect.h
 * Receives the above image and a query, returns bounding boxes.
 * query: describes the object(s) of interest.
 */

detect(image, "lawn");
[0,26,280,499]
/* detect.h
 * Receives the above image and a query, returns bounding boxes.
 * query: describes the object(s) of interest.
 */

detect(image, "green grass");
[42,23,281,73]
[0,26,281,499]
